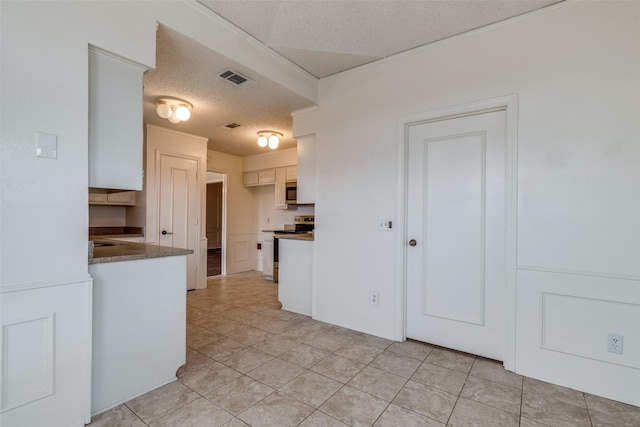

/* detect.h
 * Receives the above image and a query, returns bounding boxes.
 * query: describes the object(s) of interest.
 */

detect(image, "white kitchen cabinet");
[243,171,259,186]
[89,255,186,416]
[278,239,313,316]
[245,169,277,186]
[88,188,136,206]
[89,47,146,191]
[258,169,276,184]
[243,166,296,188]
[105,191,135,205]
[285,165,297,182]
[296,134,316,204]
[275,168,287,209]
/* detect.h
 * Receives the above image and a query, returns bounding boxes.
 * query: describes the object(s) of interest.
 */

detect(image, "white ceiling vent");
[218,69,256,89]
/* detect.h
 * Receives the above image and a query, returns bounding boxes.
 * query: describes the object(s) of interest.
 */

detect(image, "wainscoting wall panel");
[0,276,92,427]
[1,313,55,412]
[227,233,257,274]
[516,268,640,406]
[541,292,639,369]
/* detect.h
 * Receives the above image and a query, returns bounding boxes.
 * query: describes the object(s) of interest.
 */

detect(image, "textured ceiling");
[198,0,561,79]
[143,25,315,157]
[144,1,562,157]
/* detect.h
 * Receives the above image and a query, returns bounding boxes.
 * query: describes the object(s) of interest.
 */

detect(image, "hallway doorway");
[206,172,226,277]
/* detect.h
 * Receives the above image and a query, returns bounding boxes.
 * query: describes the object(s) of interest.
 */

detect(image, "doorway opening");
[206,171,227,277]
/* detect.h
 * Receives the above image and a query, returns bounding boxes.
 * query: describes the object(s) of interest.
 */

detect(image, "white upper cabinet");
[285,165,297,182]
[275,168,287,209]
[89,47,146,190]
[296,134,316,204]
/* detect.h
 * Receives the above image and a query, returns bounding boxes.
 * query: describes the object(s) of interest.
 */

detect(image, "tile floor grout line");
[583,392,596,427]
[444,358,473,426]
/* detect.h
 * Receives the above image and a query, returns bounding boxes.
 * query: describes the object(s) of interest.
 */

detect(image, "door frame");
[395,95,519,370]
[154,150,202,289]
[206,171,227,276]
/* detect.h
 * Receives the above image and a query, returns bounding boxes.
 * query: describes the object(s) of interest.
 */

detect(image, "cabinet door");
[89,48,146,190]
[296,134,316,204]
[275,168,287,209]
[243,172,259,186]
[285,166,297,182]
[258,169,276,184]
[89,189,135,205]
[106,191,135,205]
[88,190,108,204]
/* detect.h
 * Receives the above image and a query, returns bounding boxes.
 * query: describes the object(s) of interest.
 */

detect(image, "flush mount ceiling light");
[257,130,283,150]
[155,96,193,124]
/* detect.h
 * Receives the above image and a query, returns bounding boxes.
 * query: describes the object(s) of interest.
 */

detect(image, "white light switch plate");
[377,218,393,231]
[36,132,57,159]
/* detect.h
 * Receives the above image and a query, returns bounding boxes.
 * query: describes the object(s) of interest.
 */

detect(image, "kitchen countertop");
[273,232,314,241]
[89,240,192,264]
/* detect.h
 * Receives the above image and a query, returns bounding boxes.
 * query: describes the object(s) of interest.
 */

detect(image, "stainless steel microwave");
[286,184,297,204]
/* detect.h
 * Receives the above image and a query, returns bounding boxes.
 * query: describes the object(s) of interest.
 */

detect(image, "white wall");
[1,0,315,283]
[293,1,640,405]
[207,149,259,274]
[255,186,315,233]
[245,148,314,271]
[1,3,157,425]
[1,3,315,423]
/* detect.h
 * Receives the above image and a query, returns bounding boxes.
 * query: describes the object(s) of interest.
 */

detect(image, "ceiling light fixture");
[257,130,282,150]
[155,96,193,124]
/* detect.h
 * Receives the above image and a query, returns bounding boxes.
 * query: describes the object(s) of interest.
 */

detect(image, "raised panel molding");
[517,264,640,282]
[1,313,55,412]
[423,132,486,326]
[516,268,640,406]
[227,234,257,274]
[540,292,639,369]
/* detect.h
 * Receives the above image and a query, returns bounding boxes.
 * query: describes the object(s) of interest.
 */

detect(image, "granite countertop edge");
[89,241,193,265]
[273,232,314,241]
[89,233,144,239]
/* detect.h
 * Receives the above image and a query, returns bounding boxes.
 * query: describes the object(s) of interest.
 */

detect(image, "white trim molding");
[518,265,640,282]
[0,274,92,294]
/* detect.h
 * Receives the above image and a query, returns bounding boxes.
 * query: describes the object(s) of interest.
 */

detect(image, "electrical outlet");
[369,292,379,306]
[607,333,623,354]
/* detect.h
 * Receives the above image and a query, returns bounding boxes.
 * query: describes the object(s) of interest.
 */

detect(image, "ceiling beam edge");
[149,0,318,103]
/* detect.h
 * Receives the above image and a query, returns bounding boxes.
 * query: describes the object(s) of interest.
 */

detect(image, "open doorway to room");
[206,172,226,277]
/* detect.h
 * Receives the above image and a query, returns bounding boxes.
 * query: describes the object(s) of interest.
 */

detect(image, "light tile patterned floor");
[90,271,640,427]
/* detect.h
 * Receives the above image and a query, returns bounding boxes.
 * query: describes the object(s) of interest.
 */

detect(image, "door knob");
[409,239,417,246]
[161,230,173,235]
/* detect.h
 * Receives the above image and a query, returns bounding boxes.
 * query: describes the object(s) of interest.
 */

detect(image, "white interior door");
[406,110,507,361]
[159,154,199,290]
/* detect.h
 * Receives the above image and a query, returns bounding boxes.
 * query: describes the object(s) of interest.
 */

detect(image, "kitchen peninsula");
[275,232,313,316]
[88,240,192,416]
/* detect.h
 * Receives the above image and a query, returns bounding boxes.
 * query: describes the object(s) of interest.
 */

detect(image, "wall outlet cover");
[607,333,623,354]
